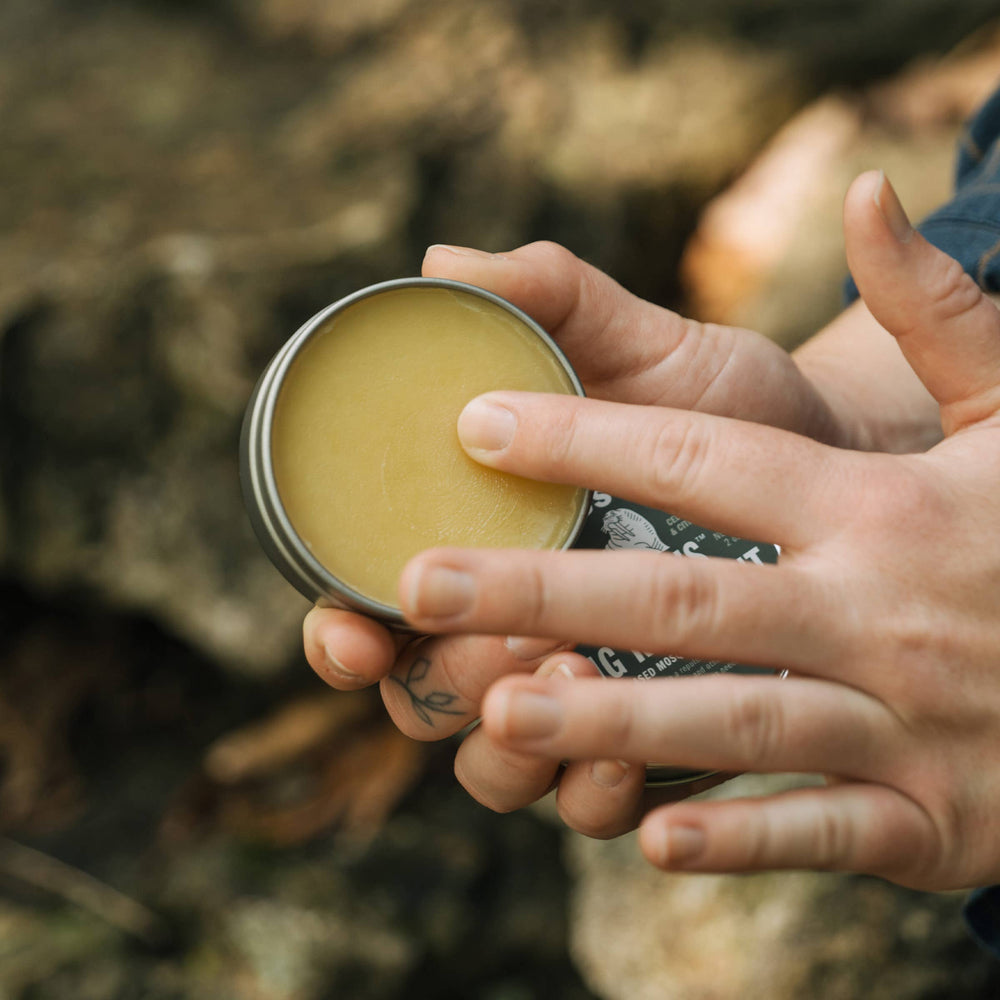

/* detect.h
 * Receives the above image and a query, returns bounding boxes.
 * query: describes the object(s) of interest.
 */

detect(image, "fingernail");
[657,825,706,866]
[535,658,576,680]
[410,566,475,619]
[590,759,630,788]
[458,397,516,454]
[506,636,563,661]
[425,244,498,260]
[324,648,363,685]
[503,690,563,740]
[874,171,913,244]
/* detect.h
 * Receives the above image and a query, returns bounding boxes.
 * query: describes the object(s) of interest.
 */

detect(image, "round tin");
[240,277,591,627]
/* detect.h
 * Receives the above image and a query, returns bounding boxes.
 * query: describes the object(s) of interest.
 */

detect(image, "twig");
[0,836,169,946]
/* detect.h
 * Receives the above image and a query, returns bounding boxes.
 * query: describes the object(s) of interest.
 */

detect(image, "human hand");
[305,237,854,833]
[398,171,1000,889]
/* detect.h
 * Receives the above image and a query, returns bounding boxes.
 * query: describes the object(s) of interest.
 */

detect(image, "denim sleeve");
[845,83,1000,301]
[965,888,1000,959]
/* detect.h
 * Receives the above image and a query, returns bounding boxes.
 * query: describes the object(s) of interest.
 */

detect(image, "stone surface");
[681,26,1000,348]
[566,776,1000,1000]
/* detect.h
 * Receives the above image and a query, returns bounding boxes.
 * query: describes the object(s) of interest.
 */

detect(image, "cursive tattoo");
[387,656,464,727]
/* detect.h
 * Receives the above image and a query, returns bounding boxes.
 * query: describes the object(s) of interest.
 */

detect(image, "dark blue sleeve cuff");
[965,887,1000,959]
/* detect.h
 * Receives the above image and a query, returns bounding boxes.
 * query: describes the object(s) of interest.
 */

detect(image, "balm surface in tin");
[240,278,590,624]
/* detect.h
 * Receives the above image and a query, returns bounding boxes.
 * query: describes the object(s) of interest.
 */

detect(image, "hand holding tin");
[300,239,844,830]
[402,172,1000,889]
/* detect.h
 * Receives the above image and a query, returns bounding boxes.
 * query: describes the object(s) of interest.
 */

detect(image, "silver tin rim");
[241,276,591,627]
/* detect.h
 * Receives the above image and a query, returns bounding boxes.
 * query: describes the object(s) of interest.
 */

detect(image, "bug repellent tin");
[572,494,779,785]
[240,276,780,787]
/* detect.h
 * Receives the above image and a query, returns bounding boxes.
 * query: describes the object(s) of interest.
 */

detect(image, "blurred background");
[3,1,1000,997]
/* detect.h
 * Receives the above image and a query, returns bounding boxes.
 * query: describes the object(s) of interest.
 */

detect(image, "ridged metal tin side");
[239,277,591,627]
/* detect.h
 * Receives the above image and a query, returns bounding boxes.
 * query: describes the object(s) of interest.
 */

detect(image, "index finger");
[458,392,847,547]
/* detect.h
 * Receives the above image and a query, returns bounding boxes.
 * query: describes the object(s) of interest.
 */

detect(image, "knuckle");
[515,561,552,637]
[542,241,580,276]
[557,796,633,840]
[380,642,473,739]
[529,239,571,260]
[646,561,721,652]
[643,415,713,504]
[562,814,626,840]
[869,795,946,886]
[458,769,545,815]
[724,687,785,766]
[432,642,480,706]
[545,404,585,473]
[811,808,855,870]
[457,775,520,815]
[924,255,983,324]
[596,696,638,751]
[852,459,942,537]
[528,242,589,336]
[883,609,947,674]
[738,809,776,869]
[917,794,962,883]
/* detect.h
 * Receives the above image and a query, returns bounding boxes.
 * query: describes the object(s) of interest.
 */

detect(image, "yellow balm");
[268,284,586,610]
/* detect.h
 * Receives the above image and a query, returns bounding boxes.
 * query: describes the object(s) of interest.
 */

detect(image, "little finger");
[638,783,940,885]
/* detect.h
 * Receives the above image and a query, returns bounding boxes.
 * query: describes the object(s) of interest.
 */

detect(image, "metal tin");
[239,277,591,627]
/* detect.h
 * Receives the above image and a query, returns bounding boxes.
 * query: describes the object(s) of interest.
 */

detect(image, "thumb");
[420,241,661,392]
[421,241,705,405]
[844,170,1000,433]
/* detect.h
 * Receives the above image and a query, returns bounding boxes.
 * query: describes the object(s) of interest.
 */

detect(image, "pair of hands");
[304,171,1000,892]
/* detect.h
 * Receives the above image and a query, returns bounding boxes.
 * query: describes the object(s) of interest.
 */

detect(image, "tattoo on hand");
[388,656,464,727]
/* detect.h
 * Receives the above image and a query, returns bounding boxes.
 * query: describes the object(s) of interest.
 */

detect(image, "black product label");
[572,493,778,680]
